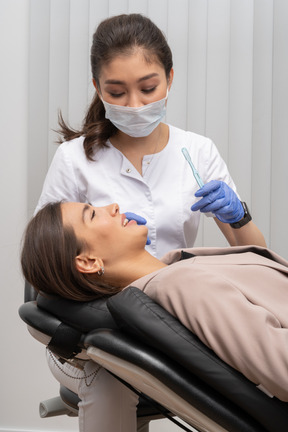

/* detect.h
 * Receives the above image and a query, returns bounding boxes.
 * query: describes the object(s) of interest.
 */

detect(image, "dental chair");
[20,282,167,431]
[19,282,288,432]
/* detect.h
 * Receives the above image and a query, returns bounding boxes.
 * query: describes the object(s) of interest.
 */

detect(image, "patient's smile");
[122,215,137,227]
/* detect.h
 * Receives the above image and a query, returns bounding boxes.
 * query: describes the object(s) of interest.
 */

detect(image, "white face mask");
[101,91,168,138]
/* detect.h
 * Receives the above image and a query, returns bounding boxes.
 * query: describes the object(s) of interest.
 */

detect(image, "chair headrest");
[37,293,118,333]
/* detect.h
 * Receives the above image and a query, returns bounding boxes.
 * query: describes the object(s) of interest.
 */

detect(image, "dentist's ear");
[92,78,97,89]
[75,254,104,274]
[168,68,174,91]
[92,78,101,98]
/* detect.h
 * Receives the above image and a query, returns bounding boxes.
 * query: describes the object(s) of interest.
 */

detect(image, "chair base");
[40,385,165,432]
[39,395,78,418]
[87,345,227,432]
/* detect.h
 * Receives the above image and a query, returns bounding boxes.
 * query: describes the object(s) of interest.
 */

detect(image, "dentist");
[35,13,266,432]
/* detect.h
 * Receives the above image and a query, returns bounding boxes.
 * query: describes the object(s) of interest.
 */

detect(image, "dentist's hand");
[191,180,244,224]
[124,212,151,245]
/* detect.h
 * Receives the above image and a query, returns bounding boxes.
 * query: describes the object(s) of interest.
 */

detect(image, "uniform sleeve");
[35,144,80,214]
[202,139,240,198]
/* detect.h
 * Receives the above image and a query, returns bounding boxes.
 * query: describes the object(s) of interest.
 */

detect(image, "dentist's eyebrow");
[82,204,90,223]
[104,79,125,85]
[104,73,159,85]
[138,73,159,83]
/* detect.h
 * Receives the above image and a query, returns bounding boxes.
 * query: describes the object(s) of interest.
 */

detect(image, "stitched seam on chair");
[130,288,245,377]
[130,290,288,416]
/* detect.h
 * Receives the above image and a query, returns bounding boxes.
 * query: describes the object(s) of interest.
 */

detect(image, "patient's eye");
[91,209,95,220]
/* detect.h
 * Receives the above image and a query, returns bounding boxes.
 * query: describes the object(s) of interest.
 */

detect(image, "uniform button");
[126,168,131,173]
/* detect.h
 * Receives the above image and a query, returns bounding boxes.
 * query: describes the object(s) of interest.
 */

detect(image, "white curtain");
[29,0,288,258]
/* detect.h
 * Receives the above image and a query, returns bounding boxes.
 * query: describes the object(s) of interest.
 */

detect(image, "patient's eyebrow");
[82,204,90,223]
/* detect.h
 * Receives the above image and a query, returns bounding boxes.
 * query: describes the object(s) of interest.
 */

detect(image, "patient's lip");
[122,214,137,227]
[127,219,136,226]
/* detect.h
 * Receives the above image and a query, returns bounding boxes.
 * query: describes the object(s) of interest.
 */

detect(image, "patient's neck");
[105,250,167,288]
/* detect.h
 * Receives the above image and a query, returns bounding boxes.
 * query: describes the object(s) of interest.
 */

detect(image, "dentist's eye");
[91,210,95,220]
[142,87,157,94]
[109,92,124,98]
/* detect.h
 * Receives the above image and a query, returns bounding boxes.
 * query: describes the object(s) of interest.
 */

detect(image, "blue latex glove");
[191,180,244,224]
[124,212,151,245]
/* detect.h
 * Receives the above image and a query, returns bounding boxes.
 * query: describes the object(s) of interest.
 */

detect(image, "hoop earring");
[97,266,105,276]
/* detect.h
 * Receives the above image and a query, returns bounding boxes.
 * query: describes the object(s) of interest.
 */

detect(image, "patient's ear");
[75,254,103,274]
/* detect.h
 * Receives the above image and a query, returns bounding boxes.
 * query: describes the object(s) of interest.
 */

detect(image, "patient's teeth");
[123,218,128,227]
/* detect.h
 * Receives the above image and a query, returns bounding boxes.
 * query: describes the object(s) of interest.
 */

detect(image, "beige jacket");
[132,245,288,402]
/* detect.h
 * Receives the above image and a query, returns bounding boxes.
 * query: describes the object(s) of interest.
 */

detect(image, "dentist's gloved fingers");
[194,180,222,198]
[124,212,147,225]
[124,212,151,245]
[198,202,242,219]
[195,200,230,214]
[191,187,225,212]
[194,195,239,213]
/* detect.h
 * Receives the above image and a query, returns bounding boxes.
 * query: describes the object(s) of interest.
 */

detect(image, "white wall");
[0,1,78,432]
[1,1,288,432]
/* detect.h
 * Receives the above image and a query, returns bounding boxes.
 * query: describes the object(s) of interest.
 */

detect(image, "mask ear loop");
[164,87,170,105]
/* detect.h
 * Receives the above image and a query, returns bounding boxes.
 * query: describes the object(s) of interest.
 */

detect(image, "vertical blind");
[28,0,288,258]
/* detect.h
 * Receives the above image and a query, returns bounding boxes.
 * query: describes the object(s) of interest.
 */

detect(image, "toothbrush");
[181,147,204,188]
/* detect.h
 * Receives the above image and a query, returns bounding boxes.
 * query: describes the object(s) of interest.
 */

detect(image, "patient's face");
[61,202,148,261]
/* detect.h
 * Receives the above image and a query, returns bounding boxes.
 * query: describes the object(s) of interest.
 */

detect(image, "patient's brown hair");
[21,202,121,301]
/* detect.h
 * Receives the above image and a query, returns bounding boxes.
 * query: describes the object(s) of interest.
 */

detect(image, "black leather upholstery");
[37,294,117,331]
[105,287,288,432]
[19,284,170,423]
[85,328,264,432]
[19,283,288,431]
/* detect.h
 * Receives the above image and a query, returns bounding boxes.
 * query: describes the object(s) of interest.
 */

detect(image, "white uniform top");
[36,124,238,258]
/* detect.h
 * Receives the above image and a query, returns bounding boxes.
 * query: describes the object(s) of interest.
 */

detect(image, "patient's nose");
[105,203,119,216]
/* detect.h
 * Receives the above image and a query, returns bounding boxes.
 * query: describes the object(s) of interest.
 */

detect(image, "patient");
[21,201,288,402]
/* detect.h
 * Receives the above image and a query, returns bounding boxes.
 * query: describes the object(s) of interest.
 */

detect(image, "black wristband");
[230,202,252,229]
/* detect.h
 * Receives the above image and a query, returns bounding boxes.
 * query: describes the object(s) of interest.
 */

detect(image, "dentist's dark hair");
[21,202,121,301]
[57,13,173,160]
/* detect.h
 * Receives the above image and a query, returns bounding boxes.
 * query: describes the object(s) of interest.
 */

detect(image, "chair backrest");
[104,286,288,432]
[24,280,38,302]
